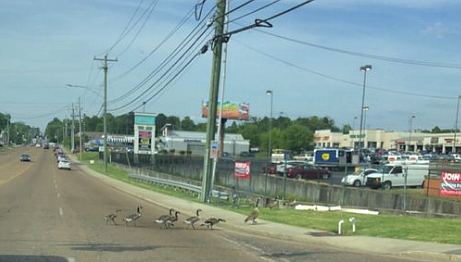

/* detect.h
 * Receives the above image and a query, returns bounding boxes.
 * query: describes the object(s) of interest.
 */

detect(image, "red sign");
[235,162,250,179]
[440,172,461,197]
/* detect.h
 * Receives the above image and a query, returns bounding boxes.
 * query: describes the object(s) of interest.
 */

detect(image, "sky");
[1,0,461,133]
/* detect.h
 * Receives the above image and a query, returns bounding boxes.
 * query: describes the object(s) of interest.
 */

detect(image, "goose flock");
[106,197,274,230]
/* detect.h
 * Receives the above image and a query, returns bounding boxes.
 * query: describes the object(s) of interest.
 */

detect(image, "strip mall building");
[315,129,461,153]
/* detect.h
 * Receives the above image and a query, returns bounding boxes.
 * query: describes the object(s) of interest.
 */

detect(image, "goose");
[123,205,143,227]
[164,211,180,229]
[201,218,226,230]
[266,199,279,210]
[104,209,122,225]
[155,208,176,228]
[184,209,202,230]
[285,199,297,206]
[245,197,261,224]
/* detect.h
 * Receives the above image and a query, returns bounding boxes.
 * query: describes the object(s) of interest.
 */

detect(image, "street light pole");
[265,90,273,198]
[363,106,369,149]
[453,96,461,153]
[409,115,415,152]
[359,65,372,160]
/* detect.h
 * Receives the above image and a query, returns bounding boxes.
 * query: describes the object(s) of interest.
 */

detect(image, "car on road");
[57,155,67,163]
[286,164,331,180]
[58,159,71,170]
[341,168,378,187]
[20,154,31,162]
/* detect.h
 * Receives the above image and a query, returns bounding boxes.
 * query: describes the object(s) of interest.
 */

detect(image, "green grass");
[87,162,461,245]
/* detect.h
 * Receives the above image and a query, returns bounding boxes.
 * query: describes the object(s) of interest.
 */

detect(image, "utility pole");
[79,97,83,161]
[94,54,117,173]
[71,103,75,153]
[201,0,227,202]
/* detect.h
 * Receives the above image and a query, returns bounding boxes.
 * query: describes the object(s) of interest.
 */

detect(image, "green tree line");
[0,112,38,145]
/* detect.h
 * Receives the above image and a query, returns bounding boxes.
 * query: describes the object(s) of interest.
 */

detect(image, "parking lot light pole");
[359,65,372,160]
[453,96,461,153]
[409,115,415,152]
[265,90,273,197]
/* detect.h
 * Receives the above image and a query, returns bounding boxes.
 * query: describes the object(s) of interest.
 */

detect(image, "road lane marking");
[55,184,58,189]
[67,257,75,262]
[59,207,63,216]
[57,193,61,198]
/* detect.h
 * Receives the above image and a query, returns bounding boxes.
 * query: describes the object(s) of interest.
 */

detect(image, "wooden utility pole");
[201,0,227,202]
[94,54,117,173]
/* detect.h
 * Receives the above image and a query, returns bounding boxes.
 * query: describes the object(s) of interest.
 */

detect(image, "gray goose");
[245,197,261,224]
[184,209,202,230]
[164,211,180,229]
[155,208,176,228]
[104,209,122,225]
[123,205,142,227]
[201,218,226,230]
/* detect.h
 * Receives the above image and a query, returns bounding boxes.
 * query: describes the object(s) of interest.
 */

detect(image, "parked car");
[58,159,71,170]
[286,164,330,180]
[20,154,31,162]
[276,160,310,174]
[341,168,378,187]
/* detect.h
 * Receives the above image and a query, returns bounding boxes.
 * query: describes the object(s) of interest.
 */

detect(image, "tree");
[45,118,63,143]
[342,124,352,134]
[180,116,196,131]
[280,125,313,153]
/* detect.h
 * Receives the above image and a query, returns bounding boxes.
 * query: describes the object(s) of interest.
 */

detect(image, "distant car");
[20,154,31,162]
[35,144,41,148]
[43,144,49,149]
[341,168,378,187]
[276,160,310,174]
[286,164,330,180]
[85,147,99,152]
[57,155,67,163]
[58,159,71,170]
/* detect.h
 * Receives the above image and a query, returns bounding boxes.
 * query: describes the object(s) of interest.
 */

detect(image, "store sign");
[235,162,250,179]
[134,113,156,155]
[440,172,461,197]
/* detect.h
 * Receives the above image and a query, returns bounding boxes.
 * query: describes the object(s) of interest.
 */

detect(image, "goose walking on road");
[123,205,143,227]
[184,209,202,230]
[104,209,122,225]
[201,218,226,230]
[245,197,261,224]
[155,208,176,229]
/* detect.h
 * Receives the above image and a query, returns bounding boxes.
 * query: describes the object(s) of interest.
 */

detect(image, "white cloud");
[420,22,458,39]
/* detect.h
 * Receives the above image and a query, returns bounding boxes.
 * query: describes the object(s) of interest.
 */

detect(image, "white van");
[366,164,429,189]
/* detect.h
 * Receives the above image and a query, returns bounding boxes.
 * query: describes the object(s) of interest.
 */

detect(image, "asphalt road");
[0,147,424,262]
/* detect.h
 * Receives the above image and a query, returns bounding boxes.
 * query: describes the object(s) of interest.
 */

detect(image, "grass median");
[83,157,461,245]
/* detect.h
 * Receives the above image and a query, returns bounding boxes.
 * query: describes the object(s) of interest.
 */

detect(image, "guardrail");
[128,173,229,200]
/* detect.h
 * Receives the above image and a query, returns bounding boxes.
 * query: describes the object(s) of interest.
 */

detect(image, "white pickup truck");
[365,164,429,189]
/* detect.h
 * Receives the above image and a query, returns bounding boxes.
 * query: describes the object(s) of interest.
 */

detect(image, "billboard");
[138,131,152,150]
[440,172,461,197]
[201,100,249,120]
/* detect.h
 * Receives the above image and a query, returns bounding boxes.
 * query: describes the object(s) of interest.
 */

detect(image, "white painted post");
[349,217,356,233]
[338,220,344,235]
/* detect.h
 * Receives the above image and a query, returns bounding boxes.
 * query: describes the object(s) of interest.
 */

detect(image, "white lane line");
[59,207,64,216]
[55,184,58,189]
[67,257,76,262]
[57,193,61,198]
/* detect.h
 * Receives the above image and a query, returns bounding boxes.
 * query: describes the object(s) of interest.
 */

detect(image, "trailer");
[314,148,359,169]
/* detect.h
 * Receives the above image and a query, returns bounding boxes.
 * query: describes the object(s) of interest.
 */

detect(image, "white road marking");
[59,207,64,216]
[67,258,76,262]
[55,184,58,189]
[57,193,61,198]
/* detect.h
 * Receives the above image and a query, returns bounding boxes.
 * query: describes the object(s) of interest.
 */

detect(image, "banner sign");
[202,100,249,120]
[210,140,218,159]
[235,162,250,179]
[440,172,461,197]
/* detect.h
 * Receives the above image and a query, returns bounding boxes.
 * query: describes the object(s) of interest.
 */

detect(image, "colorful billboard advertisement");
[235,162,250,179]
[138,130,152,151]
[440,172,461,197]
[201,100,249,120]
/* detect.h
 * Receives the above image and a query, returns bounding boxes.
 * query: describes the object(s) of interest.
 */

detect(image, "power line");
[98,0,145,56]
[228,0,281,23]
[116,0,160,58]
[234,39,457,100]
[244,24,461,69]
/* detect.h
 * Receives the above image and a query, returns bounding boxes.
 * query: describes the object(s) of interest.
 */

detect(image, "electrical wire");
[238,25,461,69]
[116,0,160,57]
[110,4,202,82]
[97,0,145,56]
[234,39,457,100]
[109,27,212,112]
[228,0,281,23]
[109,6,215,104]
